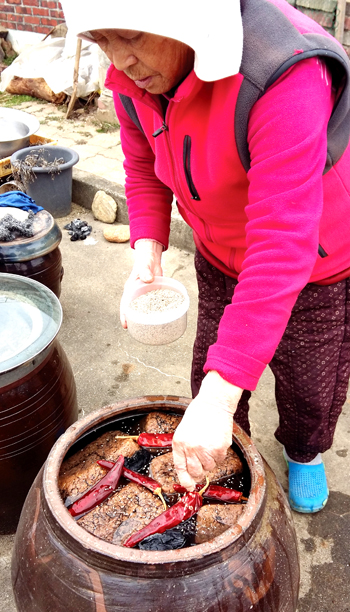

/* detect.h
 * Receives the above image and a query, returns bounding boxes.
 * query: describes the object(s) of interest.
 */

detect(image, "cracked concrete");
[1,99,350,611]
[122,352,191,381]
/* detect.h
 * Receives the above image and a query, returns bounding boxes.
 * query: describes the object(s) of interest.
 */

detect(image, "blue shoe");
[284,451,329,513]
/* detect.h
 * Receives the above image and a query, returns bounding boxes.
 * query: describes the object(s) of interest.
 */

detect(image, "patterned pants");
[191,250,350,462]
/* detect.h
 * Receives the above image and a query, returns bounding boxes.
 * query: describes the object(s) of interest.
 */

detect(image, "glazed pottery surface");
[0,209,63,298]
[12,397,300,611]
[0,274,78,533]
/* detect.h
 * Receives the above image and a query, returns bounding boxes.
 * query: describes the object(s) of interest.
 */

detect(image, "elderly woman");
[61,0,350,513]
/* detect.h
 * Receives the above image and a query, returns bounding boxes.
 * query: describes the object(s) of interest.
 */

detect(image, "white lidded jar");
[125,276,190,345]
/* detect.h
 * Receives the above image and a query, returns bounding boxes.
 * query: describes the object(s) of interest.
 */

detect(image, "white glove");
[120,239,164,328]
[172,370,243,490]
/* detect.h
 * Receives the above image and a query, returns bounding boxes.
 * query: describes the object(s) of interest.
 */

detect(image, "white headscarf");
[59,0,243,82]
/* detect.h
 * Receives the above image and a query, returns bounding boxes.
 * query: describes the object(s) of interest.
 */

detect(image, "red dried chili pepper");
[68,455,124,518]
[173,482,248,503]
[97,459,167,509]
[115,432,173,448]
[123,478,210,548]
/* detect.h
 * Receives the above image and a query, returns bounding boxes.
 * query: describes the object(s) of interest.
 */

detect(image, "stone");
[92,190,117,223]
[195,503,244,544]
[149,448,243,495]
[103,224,130,242]
[140,411,182,434]
[58,430,140,501]
[77,482,164,544]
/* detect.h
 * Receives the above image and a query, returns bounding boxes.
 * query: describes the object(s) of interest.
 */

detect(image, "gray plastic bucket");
[11,145,79,218]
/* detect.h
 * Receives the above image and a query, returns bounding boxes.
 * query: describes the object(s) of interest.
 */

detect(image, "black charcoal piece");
[172,516,197,547]
[64,219,92,241]
[138,529,186,551]
[124,448,152,472]
[74,220,85,229]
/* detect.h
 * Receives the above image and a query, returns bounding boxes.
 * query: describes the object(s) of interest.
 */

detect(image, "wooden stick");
[66,38,82,119]
[335,0,347,44]
[41,26,56,42]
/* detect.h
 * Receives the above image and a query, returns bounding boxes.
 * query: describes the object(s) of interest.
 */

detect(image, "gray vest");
[119,0,350,174]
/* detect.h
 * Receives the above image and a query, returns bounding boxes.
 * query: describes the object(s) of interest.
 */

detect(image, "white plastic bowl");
[125,276,190,345]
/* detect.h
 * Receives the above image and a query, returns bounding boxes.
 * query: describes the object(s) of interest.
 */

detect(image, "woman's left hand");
[172,371,243,490]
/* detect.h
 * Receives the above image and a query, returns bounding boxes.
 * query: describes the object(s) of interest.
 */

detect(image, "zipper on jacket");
[156,103,198,218]
[318,244,328,258]
[152,122,168,137]
[183,135,201,201]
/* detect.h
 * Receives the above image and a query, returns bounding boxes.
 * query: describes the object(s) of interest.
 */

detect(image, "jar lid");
[0,209,62,263]
[0,273,62,376]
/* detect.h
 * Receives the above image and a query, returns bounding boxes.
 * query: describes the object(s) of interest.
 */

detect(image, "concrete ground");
[1,99,350,612]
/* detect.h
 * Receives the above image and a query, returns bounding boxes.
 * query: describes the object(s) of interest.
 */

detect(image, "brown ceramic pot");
[11,397,299,612]
[0,274,78,533]
[0,209,63,298]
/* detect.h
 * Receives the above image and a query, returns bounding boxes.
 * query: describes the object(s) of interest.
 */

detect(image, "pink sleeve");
[114,93,173,249]
[204,58,333,390]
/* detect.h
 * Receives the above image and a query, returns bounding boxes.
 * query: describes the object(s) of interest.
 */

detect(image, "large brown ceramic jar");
[0,274,78,533]
[0,209,63,298]
[12,396,300,612]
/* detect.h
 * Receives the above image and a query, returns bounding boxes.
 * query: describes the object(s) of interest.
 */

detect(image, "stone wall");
[0,0,65,35]
[287,0,350,57]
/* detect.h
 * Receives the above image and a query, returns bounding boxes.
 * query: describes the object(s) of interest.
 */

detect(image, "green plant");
[2,53,17,66]
[0,92,38,107]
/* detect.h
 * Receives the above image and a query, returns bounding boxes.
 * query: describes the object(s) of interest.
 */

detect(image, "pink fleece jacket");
[106,27,350,392]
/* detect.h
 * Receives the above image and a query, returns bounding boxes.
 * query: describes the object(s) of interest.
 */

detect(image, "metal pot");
[0,118,30,157]
[0,108,40,158]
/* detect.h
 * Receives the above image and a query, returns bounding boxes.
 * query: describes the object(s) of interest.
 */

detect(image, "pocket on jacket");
[183,135,201,201]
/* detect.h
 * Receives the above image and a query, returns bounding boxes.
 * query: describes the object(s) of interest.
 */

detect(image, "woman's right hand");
[120,239,163,328]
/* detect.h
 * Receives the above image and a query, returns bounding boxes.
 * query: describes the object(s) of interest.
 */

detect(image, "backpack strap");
[118,93,145,134]
[236,0,350,173]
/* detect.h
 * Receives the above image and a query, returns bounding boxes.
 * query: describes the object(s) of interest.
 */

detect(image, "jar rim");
[43,397,267,576]
[0,273,62,379]
[0,210,62,263]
